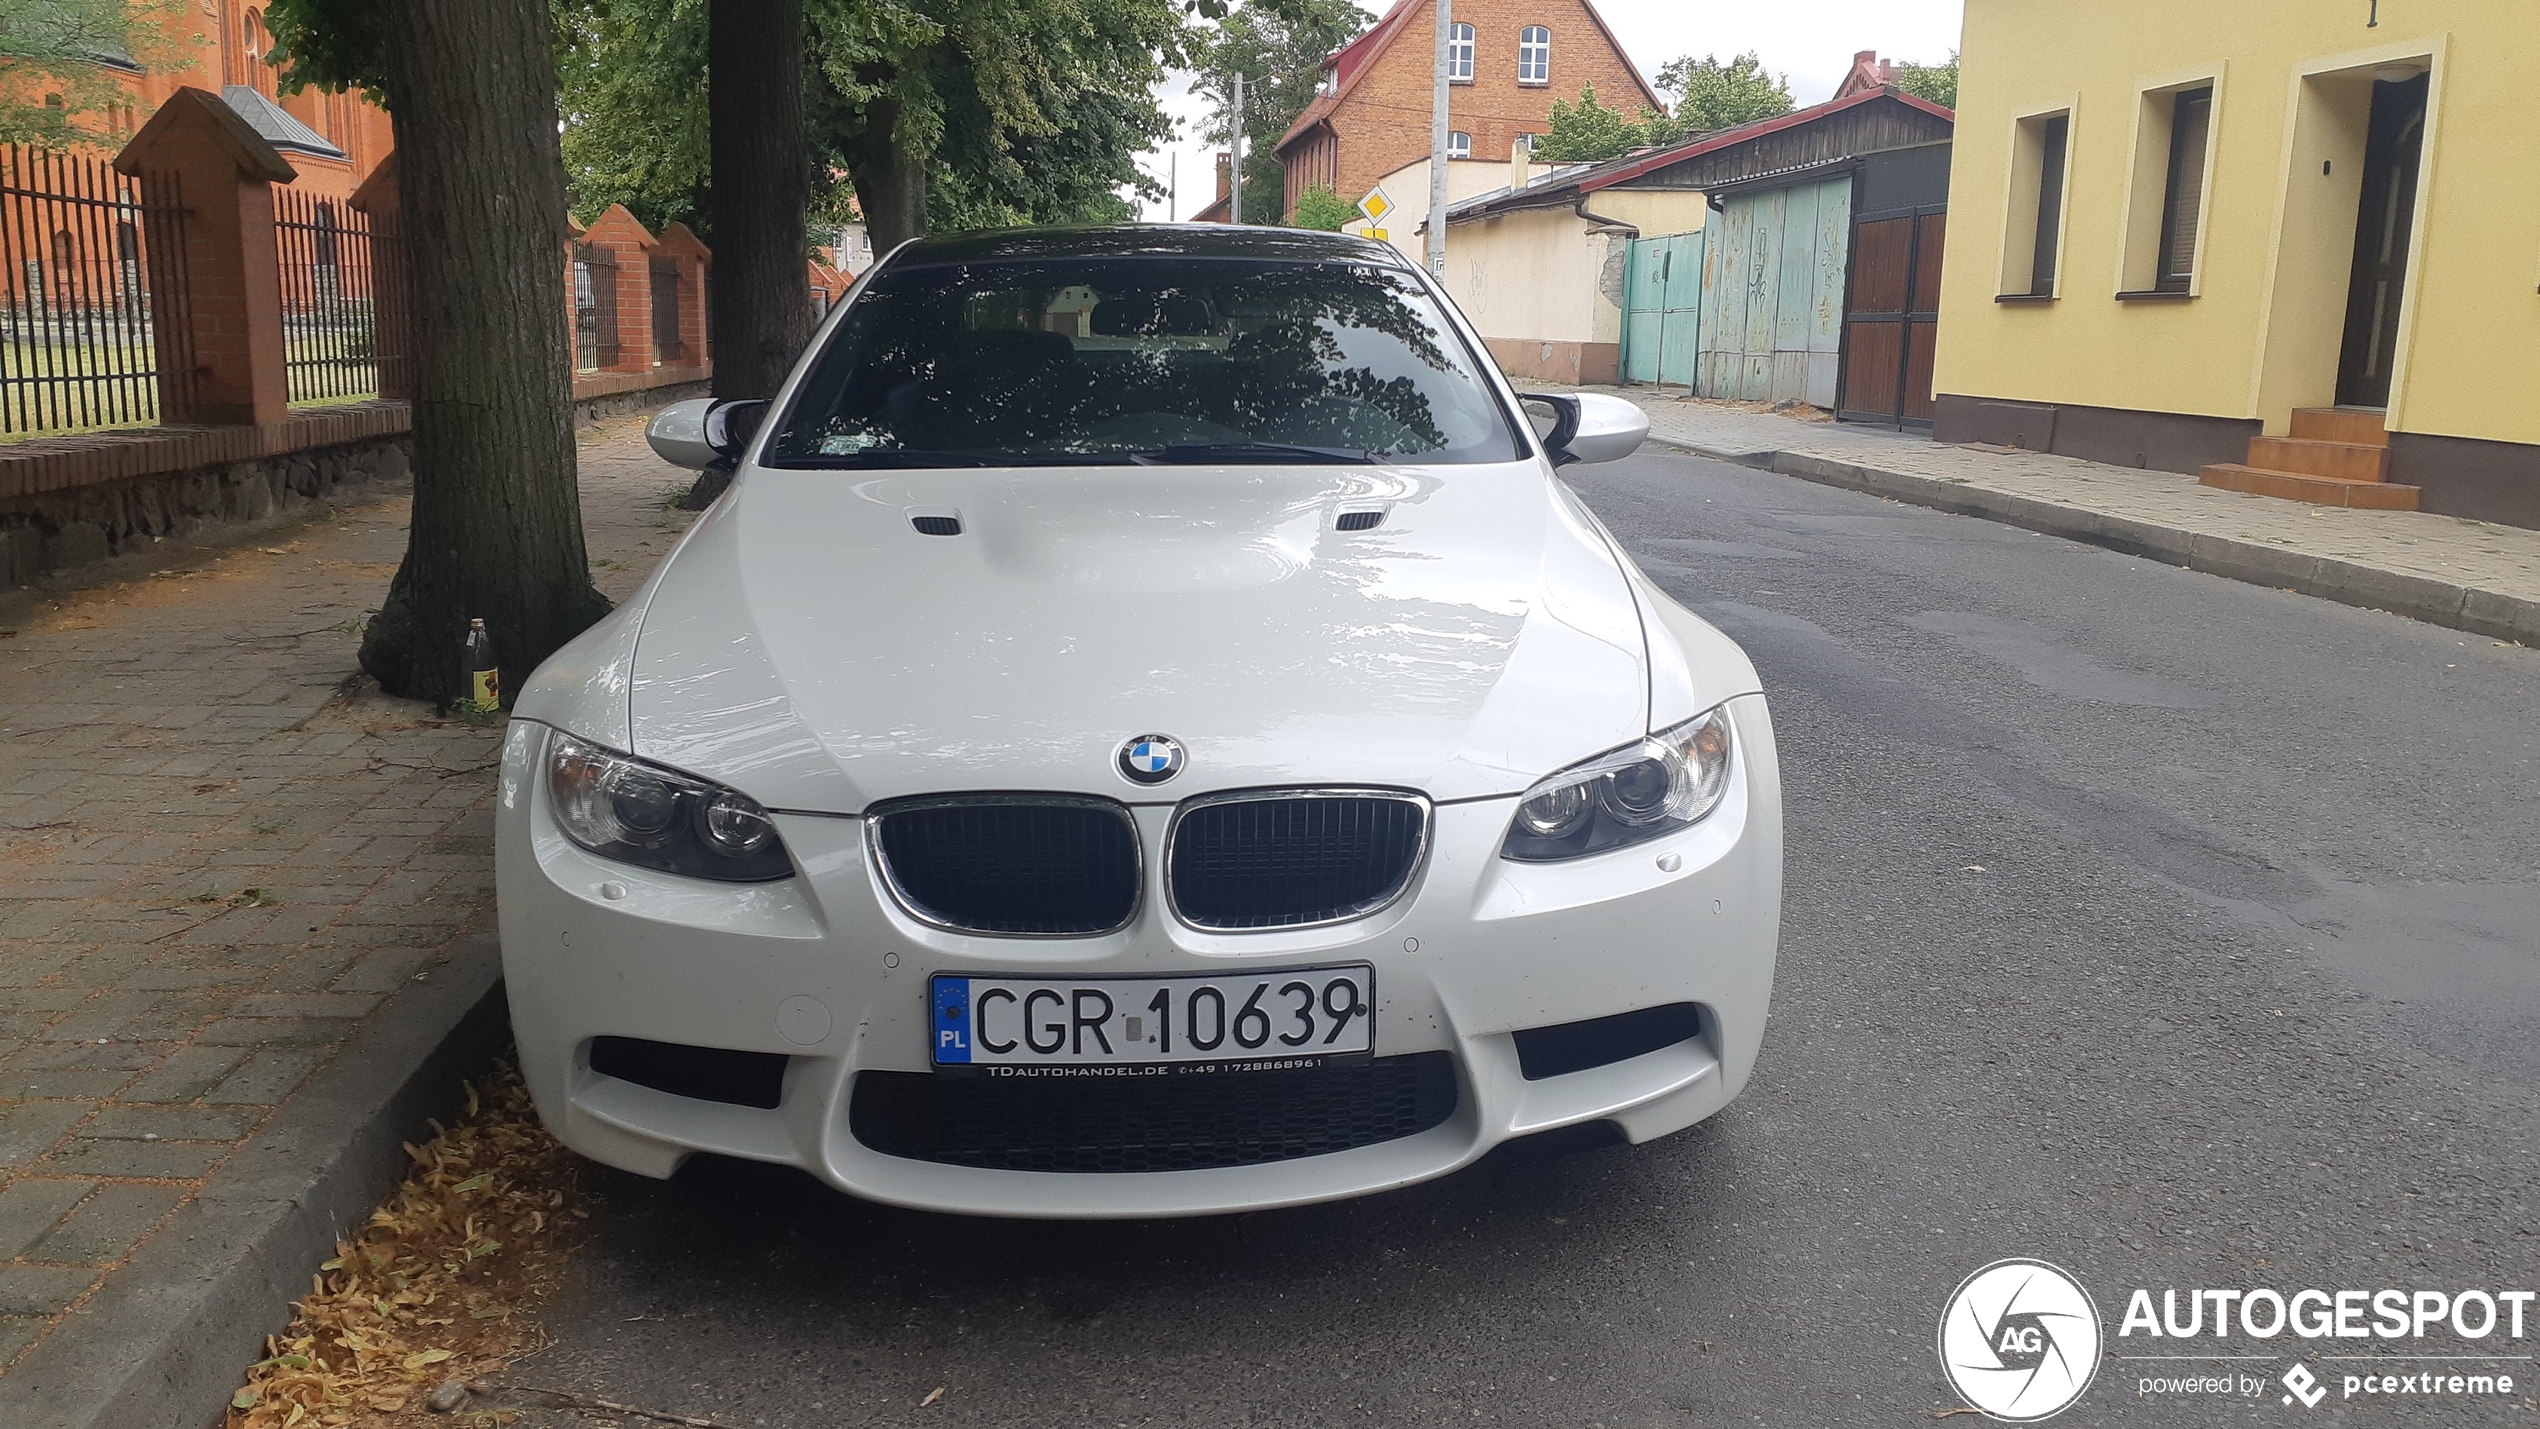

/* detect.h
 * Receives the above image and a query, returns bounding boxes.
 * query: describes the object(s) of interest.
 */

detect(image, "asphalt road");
[488,447,2540,1428]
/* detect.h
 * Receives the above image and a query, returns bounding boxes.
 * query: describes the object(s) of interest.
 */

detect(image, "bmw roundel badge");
[1117,734,1184,785]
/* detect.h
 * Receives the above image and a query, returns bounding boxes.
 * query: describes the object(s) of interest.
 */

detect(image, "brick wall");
[1306,0,1658,209]
[0,376,714,588]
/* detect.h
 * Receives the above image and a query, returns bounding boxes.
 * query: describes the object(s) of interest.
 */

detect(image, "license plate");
[930,966,1374,1072]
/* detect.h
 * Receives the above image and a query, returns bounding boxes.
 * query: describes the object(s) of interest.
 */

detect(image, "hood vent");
[1335,509,1385,531]
[909,513,963,536]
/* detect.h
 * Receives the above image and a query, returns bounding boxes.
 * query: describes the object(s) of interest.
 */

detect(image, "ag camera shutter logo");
[1939,1259,2104,1421]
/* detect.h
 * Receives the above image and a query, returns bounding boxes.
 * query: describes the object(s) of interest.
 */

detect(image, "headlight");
[544,732,794,882]
[1500,706,1733,862]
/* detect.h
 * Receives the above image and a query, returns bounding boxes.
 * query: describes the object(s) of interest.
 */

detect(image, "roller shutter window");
[2155,87,2212,293]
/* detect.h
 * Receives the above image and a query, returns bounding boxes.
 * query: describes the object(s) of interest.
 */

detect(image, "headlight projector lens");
[544,732,795,882]
[1500,706,1734,862]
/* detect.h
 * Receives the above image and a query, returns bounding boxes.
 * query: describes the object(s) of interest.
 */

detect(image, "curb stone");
[1645,434,2540,646]
[0,942,508,1429]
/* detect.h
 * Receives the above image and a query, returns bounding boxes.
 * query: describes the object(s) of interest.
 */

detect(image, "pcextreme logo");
[1938,1259,2105,1422]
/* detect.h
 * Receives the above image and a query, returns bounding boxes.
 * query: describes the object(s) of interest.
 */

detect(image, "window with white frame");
[1448,131,1472,160]
[1518,26,1550,84]
[1449,23,1474,82]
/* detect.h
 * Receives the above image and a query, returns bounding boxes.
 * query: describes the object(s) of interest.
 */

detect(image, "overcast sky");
[1135,0,1965,220]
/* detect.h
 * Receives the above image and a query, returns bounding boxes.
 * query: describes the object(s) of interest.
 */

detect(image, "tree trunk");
[850,97,927,254]
[358,0,608,706]
[707,0,813,399]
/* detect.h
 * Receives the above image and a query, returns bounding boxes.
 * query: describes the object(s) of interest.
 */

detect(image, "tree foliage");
[0,0,193,146]
[1534,81,1682,164]
[259,0,385,93]
[1190,0,1362,222]
[1652,51,1793,135]
[1287,182,1351,230]
[553,0,709,236]
[1894,52,1957,111]
[552,0,1192,246]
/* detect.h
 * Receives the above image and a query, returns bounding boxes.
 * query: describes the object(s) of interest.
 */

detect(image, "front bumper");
[492,694,1783,1218]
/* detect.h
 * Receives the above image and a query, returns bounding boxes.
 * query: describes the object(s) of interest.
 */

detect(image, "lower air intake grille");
[1169,792,1427,929]
[1512,1003,1705,1081]
[872,796,1140,935]
[849,1052,1457,1172]
[588,1036,788,1109]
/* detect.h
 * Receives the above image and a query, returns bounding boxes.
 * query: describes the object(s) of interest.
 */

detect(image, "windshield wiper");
[1135,441,1376,465]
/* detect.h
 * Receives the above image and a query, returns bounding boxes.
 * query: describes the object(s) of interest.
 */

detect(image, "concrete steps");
[2199,463,2422,509]
[2245,434,2388,481]
[2200,406,2416,510]
[2289,406,2390,447]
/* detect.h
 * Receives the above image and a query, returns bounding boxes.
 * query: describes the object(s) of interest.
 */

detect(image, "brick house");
[1273,0,1662,218]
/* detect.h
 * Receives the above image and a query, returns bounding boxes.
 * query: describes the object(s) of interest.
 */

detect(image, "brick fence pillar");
[348,152,409,401]
[653,222,712,370]
[112,86,296,427]
[581,204,657,372]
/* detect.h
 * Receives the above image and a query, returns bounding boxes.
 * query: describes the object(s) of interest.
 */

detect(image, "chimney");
[1511,132,1533,192]
[1214,151,1232,201]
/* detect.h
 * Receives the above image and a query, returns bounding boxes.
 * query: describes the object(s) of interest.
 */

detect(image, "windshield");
[762,256,1523,468]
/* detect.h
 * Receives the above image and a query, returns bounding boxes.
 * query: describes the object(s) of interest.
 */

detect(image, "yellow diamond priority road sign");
[1358,186,1393,226]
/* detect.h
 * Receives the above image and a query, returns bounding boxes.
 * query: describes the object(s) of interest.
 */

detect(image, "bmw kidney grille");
[869,790,1428,935]
[1169,791,1428,930]
[870,796,1142,936]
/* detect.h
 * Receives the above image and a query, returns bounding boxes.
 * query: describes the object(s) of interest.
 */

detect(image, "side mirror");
[645,398,772,470]
[1519,392,1649,466]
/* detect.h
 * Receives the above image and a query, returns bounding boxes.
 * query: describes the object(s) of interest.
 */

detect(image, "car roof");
[884,224,1417,271]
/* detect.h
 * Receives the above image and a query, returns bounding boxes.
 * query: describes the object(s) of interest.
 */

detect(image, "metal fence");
[0,145,189,436]
[650,255,682,362]
[572,242,616,371]
[274,186,386,403]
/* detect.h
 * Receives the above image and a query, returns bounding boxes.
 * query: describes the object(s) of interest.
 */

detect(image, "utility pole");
[1230,72,1246,224]
[1425,0,1450,276]
[1169,151,1177,222]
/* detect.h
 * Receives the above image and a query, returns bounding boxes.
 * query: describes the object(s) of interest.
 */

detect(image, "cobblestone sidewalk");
[1597,389,2540,640]
[0,416,691,1379]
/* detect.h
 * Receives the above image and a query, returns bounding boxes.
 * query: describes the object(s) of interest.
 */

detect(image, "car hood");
[624,461,1654,811]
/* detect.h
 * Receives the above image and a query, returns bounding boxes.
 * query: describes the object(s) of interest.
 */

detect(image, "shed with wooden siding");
[1449,86,1953,423]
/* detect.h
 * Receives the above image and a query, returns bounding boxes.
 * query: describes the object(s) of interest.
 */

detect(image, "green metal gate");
[1621,231,1701,388]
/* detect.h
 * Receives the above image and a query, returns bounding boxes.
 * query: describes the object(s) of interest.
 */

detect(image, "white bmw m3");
[494,225,1782,1217]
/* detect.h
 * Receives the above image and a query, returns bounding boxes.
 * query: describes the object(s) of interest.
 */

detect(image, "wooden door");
[1838,201,1945,426]
[1623,238,1666,384]
[2336,73,2428,408]
[1621,232,1703,387]
[1655,232,1701,387]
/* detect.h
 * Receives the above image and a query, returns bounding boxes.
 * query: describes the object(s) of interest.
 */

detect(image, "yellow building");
[1932,0,2540,528]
